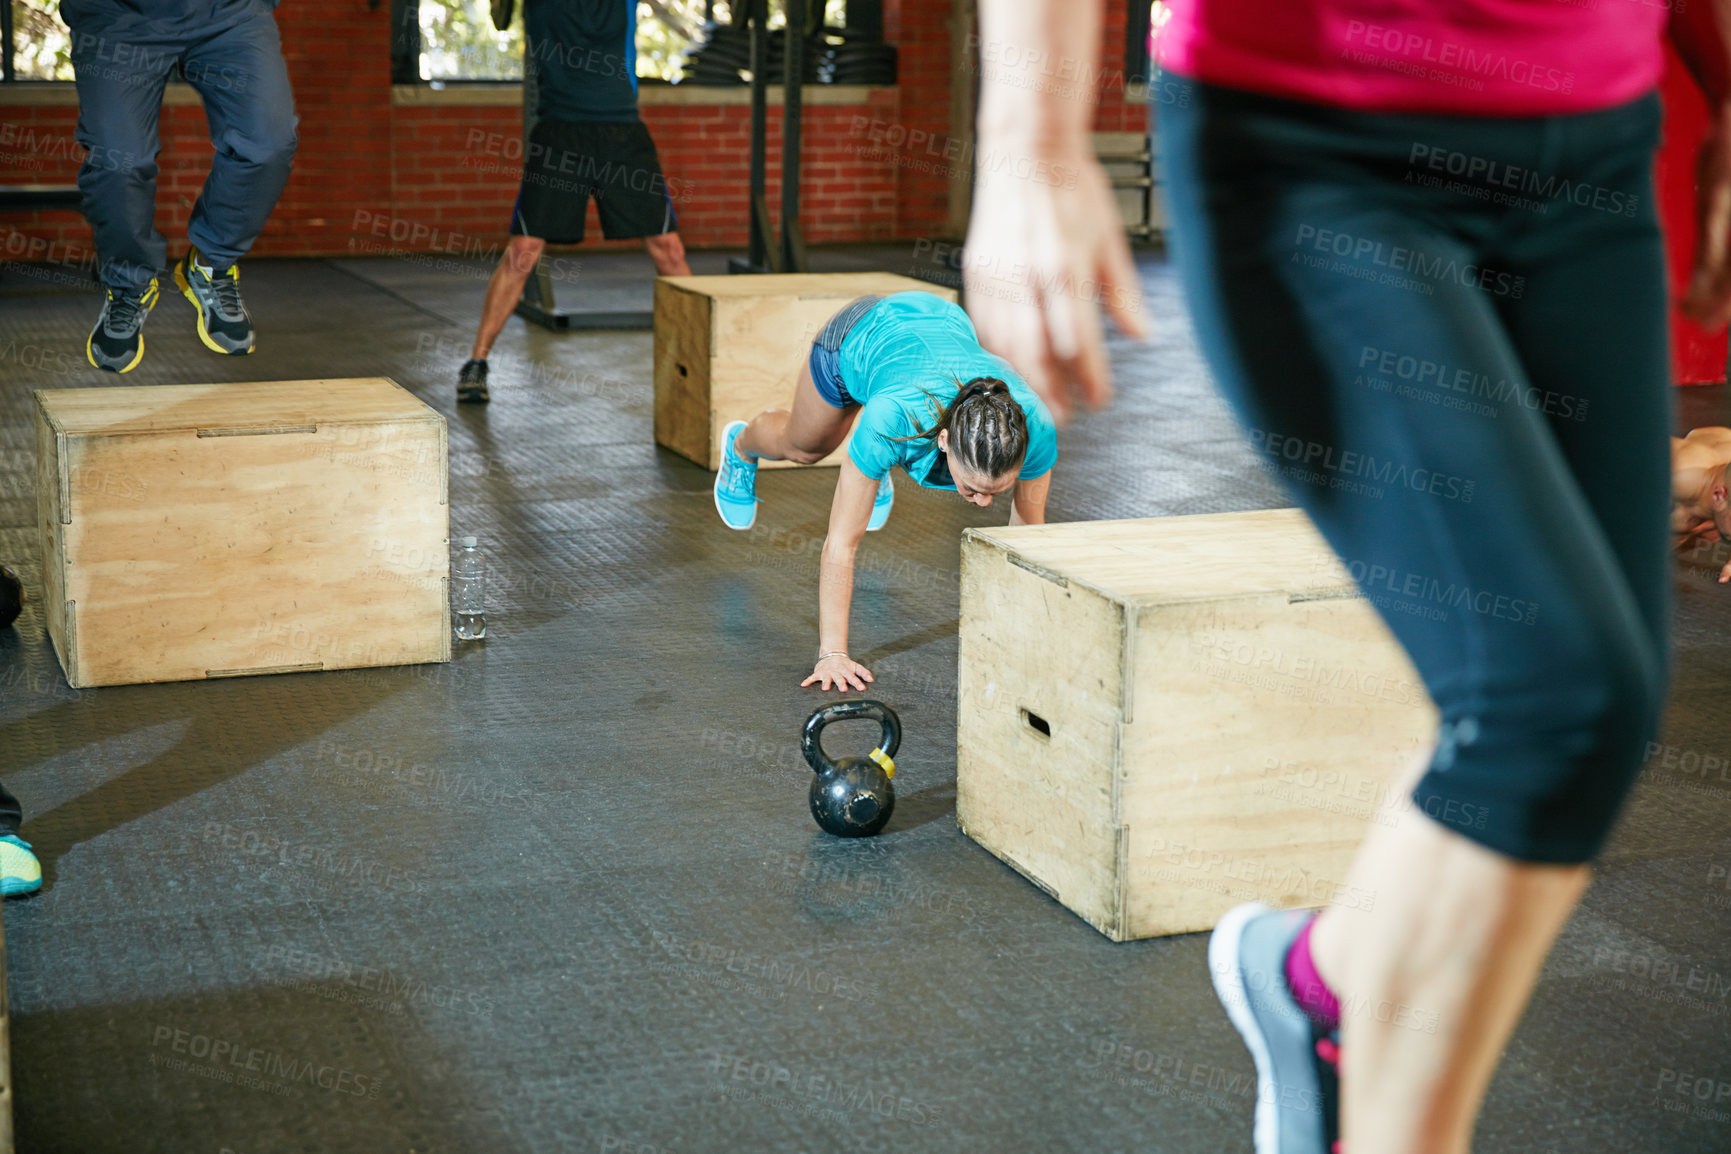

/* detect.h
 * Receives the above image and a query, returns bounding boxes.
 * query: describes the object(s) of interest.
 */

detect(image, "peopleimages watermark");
[708,1052,947,1127]
[846,116,1079,189]
[1323,554,1540,626]
[462,127,693,201]
[1,226,102,284]
[413,333,633,400]
[1357,345,1589,422]
[150,1023,382,1098]
[1142,835,1378,911]
[1248,428,1477,504]
[1187,630,1428,708]
[352,210,497,260]
[1655,1067,1731,1124]
[1,120,139,172]
[69,32,253,92]
[760,849,982,922]
[598,1138,680,1154]
[745,520,961,595]
[312,739,541,812]
[651,930,868,1003]
[1258,757,1411,830]
[1406,143,1639,217]
[260,942,496,1016]
[964,33,1130,105]
[0,337,85,379]
[1293,224,1525,298]
[960,246,1141,315]
[201,821,425,896]
[1585,945,1731,1017]
[1340,22,1574,95]
[1082,1038,1277,1114]
[698,727,807,784]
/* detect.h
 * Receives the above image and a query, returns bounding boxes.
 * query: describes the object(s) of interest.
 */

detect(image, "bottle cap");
[461,536,477,548]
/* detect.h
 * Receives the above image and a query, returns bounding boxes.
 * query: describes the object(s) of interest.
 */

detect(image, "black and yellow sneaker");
[174,247,255,355]
[458,358,490,404]
[86,278,160,373]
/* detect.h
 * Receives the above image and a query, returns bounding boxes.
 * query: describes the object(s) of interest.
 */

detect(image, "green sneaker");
[0,835,42,897]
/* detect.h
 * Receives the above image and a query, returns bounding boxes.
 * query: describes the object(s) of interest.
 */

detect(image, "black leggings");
[1161,82,1671,863]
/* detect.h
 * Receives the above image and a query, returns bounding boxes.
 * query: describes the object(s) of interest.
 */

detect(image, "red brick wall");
[1097,0,1150,133]
[381,92,904,254]
[881,0,951,239]
[1658,39,1728,385]
[0,0,396,263]
[1,0,1145,261]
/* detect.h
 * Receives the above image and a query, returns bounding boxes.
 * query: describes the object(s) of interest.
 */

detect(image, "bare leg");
[644,230,690,277]
[735,361,857,465]
[470,235,546,360]
[1309,779,1591,1154]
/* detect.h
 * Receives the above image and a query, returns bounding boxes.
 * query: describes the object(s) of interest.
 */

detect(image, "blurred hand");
[801,654,874,692]
[1683,104,1731,327]
[964,150,1150,420]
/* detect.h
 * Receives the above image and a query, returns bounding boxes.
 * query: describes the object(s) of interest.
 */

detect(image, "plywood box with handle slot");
[652,273,957,471]
[956,509,1439,941]
[34,378,450,688]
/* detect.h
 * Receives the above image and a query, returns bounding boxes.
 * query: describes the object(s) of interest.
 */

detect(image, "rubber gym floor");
[1,246,1728,1154]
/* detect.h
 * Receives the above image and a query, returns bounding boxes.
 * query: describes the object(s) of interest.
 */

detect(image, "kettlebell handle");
[801,700,901,777]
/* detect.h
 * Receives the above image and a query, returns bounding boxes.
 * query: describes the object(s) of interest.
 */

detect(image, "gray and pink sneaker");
[1208,903,1341,1154]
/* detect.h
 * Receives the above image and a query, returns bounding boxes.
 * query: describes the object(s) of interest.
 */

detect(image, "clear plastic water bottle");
[453,535,486,640]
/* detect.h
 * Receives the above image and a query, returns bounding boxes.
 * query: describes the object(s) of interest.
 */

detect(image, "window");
[412,0,729,84]
[4,0,76,82]
[406,0,848,85]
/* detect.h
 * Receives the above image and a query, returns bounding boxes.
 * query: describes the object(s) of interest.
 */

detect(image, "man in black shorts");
[456,0,690,403]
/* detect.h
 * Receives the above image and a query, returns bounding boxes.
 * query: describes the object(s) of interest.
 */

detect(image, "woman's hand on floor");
[802,654,875,692]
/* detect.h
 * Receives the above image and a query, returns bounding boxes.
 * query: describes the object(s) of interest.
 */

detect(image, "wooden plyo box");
[957,509,1438,941]
[35,378,451,689]
[653,273,957,471]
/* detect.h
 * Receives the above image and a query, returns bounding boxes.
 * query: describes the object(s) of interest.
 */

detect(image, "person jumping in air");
[713,291,1056,692]
[68,0,298,372]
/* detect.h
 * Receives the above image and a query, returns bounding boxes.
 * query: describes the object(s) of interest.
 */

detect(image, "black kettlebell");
[803,700,901,838]
[0,564,20,631]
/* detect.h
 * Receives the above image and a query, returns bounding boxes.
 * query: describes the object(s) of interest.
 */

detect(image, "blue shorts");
[808,295,883,408]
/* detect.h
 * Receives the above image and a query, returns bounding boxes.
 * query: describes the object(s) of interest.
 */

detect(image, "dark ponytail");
[892,376,1029,479]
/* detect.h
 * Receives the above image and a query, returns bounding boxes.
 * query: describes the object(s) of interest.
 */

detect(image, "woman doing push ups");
[713,291,1057,691]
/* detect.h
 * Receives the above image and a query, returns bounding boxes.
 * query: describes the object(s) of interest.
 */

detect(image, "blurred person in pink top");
[964,2,1731,1153]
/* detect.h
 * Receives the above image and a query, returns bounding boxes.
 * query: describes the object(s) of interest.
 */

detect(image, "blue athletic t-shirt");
[526,0,640,124]
[839,293,1057,489]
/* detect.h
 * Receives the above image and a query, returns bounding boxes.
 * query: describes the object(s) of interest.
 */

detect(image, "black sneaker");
[458,358,490,404]
[86,278,160,373]
[1209,903,1341,1153]
[174,247,254,355]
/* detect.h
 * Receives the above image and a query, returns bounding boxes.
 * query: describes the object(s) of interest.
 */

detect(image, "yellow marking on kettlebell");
[869,747,896,778]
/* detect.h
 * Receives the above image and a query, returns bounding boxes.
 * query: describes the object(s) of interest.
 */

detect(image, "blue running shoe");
[714,419,759,530]
[867,473,894,532]
[0,835,42,897]
[1209,903,1339,1154]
